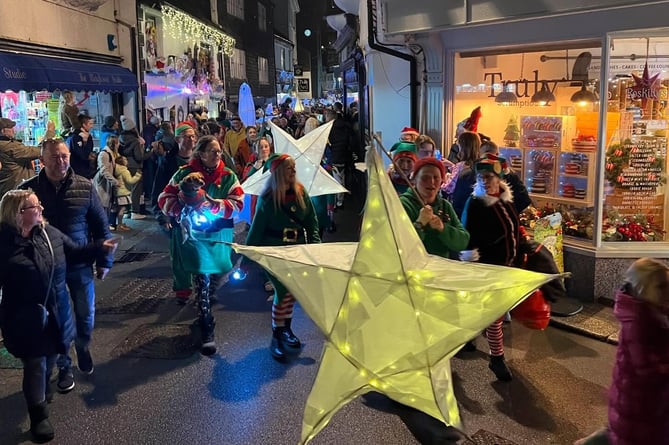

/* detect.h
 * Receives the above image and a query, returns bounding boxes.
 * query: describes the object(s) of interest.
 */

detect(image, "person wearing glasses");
[18,138,113,394]
[158,135,244,356]
[0,190,118,443]
[0,118,56,199]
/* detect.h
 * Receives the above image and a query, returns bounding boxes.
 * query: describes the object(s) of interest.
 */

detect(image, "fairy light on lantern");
[161,4,236,57]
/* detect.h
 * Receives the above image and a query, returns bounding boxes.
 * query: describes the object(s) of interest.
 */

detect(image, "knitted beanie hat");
[175,121,195,137]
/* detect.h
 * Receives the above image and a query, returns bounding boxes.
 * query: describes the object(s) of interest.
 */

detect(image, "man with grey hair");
[0,118,55,198]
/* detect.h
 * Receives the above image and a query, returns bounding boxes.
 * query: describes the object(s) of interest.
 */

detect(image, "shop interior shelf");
[530,193,593,207]
[560,173,589,179]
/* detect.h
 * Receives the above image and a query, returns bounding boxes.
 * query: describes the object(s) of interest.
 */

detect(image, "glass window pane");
[452,46,600,243]
[602,36,668,242]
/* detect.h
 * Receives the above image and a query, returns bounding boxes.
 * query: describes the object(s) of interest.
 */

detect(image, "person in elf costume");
[400,157,470,259]
[244,153,321,361]
[158,135,244,356]
[387,141,418,195]
[460,157,520,382]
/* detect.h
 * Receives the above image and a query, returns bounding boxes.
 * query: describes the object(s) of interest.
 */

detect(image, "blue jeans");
[21,355,57,406]
[57,266,95,370]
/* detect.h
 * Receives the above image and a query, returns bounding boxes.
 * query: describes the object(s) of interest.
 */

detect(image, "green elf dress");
[158,158,244,274]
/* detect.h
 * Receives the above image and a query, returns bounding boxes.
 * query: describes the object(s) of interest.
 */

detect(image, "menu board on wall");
[608,137,666,227]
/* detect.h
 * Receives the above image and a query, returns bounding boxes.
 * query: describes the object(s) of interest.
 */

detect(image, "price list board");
[610,137,666,227]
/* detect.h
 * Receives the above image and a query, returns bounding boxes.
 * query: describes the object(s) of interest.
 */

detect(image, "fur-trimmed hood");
[471,179,514,206]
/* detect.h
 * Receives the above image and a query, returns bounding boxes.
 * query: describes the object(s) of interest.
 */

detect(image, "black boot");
[282,318,302,350]
[270,329,287,362]
[489,355,513,381]
[194,274,216,356]
[28,401,54,443]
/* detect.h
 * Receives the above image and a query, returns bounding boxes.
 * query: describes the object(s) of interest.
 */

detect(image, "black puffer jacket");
[0,224,96,358]
[19,169,113,268]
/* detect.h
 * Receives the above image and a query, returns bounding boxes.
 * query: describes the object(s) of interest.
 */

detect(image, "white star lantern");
[241,120,348,197]
[232,148,558,444]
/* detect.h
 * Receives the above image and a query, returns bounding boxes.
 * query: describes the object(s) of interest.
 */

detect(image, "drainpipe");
[367,0,417,129]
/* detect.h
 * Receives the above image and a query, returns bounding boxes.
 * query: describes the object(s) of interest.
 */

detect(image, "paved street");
[0,205,614,445]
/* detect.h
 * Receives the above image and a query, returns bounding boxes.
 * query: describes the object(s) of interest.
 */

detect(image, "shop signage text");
[3,67,27,80]
[77,72,124,84]
[484,70,559,99]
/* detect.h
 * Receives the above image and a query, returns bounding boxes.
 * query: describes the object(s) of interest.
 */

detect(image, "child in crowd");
[574,257,669,445]
[113,156,142,231]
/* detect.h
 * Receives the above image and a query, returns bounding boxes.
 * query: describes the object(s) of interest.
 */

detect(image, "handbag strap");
[41,227,56,306]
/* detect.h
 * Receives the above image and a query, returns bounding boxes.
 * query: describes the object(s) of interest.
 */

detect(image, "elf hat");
[463,106,482,132]
[175,121,196,137]
[474,157,506,177]
[263,153,291,173]
[390,141,417,154]
[399,126,419,139]
[392,144,418,163]
[481,153,509,171]
[413,157,446,180]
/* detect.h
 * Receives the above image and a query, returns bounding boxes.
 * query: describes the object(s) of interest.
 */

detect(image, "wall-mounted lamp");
[494,84,518,104]
[530,81,556,106]
[570,82,597,105]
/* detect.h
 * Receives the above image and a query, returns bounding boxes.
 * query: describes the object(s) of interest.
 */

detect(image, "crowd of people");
[0,96,667,444]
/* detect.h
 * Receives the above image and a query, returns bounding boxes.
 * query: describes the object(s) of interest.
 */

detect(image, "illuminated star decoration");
[628,63,661,110]
[241,120,347,198]
[232,148,559,444]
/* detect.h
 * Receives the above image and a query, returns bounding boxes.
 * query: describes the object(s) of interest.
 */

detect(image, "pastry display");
[575,188,586,199]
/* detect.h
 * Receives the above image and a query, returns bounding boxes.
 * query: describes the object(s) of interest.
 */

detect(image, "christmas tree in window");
[504,115,520,147]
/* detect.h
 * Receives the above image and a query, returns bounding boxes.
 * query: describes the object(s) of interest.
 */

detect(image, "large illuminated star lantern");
[241,120,347,197]
[232,148,558,444]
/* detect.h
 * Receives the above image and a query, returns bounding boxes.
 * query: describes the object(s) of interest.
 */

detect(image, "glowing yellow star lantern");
[232,148,559,444]
[241,120,348,197]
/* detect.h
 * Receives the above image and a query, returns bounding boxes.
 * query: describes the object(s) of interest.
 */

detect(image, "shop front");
[0,51,138,147]
[139,3,234,125]
[419,3,669,302]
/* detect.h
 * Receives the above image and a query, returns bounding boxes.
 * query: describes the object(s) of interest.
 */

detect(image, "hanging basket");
[511,290,551,330]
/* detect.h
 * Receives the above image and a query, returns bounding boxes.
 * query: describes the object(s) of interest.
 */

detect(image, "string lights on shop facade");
[161,4,235,57]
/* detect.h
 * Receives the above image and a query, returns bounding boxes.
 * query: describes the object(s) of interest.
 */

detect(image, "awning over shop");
[0,51,138,93]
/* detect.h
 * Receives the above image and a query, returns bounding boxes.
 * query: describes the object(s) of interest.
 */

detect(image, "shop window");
[453,45,601,243]
[602,35,669,242]
[258,2,267,32]
[258,56,269,85]
[227,0,244,20]
[0,90,113,149]
[230,48,246,80]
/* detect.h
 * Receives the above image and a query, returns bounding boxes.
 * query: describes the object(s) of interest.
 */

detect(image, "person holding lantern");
[158,135,244,356]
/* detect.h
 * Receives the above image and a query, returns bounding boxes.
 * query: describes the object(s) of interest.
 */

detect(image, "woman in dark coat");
[574,258,669,445]
[460,158,520,382]
[0,190,117,443]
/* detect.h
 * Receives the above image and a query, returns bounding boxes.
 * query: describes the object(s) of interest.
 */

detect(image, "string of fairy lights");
[161,4,236,57]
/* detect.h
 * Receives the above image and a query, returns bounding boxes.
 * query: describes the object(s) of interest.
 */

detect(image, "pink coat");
[607,288,669,445]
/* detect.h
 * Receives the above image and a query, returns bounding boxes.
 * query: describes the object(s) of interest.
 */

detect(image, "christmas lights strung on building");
[162,4,236,57]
